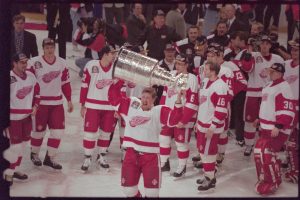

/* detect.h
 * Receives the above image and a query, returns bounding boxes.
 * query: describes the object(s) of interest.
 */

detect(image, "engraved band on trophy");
[112,47,188,90]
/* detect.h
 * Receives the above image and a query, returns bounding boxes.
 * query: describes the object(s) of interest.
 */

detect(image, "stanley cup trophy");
[112,47,188,90]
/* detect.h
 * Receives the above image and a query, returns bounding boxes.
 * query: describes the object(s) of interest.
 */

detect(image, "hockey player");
[159,54,198,177]
[254,63,295,195]
[205,43,234,167]
[195,61,230,192]
[28,38,73,170]
[283,38,299,183]
[79,45,118,172]
[3,53,40,185]
[108,82,183,197]
[241,35,284,156]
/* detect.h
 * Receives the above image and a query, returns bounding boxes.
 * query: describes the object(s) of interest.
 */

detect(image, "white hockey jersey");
[246,52,284,97]
[160,71,198,127]
[80,60,115,110]
[10,70,39,120]
[197,78,229,134]
[284,59,299,100]
[259,78,295,133]
[28,55,71,105]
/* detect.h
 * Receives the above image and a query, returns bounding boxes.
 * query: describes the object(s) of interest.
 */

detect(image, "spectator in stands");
[203,4,223,36]
[176,25,206,73]
[193,37,208,74]
[126,3,146,45]
[11,14,38,58]
[74,18,106,77]
[70,3,94,51]
[138,9,181,61]
[207,20,230,47]
[155,43,177,105]
[103,3,124,24]
[219,7,228,21]
[46,3,71,59]
[184,4,205,30]
[268,28,291,60]
[165,4,187,39]
[225,4,249,34]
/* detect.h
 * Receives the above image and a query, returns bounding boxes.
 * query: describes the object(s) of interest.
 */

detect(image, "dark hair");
[12,14,25,23]
[216,20,228,28]
[142,87,157,100]
[188,25,200,32]
[230,31,249,42]
[205,61,220,75]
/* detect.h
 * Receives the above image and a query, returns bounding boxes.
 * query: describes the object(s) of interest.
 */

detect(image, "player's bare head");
[204,61,220,78]
[42,38,55,55]
[141,87,157,110]
[12,53,28,72]
[100,45,118,63]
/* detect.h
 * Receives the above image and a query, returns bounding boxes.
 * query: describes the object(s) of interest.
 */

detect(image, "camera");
[77,17,95,34]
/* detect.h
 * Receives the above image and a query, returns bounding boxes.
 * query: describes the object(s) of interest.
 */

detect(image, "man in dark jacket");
[126,3,146,45]
[225,4,249,35]
[11,14,38,58]
[207,20,230,47]
[138,9,181,61]
[46,3,71,59]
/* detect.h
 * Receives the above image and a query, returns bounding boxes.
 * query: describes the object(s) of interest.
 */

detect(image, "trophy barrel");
[112,47,158,87]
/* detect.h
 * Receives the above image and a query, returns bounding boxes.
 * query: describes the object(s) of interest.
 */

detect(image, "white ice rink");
[7,29,298,198]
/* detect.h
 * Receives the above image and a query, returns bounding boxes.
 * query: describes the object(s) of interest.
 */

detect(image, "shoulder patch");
[130,100,141,109]
[34,61,43,69]
[92,66,99,73]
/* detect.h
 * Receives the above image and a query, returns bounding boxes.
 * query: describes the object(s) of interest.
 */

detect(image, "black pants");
[105,6,124,24]
[48,23,67,59]
[264,4,281,30]
[231,91,246,141]
[255,4,267,24]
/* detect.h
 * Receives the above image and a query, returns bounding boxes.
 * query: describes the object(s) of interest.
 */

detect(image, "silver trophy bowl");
[112,47,188,90]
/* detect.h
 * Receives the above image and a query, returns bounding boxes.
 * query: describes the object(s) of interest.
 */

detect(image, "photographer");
[268,29,291,60]
[74,17,106,77]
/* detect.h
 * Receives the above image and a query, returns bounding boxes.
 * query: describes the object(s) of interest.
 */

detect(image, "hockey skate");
[244,145,253,156]
[161,159,170,172]
[31,152,42,166]
[96,153,110,171]
[13,171,28,180]
[216,153,225,166]
[255,180,277,196]
[284,171,298,183]
[236,139,245,147]
[194,160,203,169]
[197,176,216,192]
[81,155,92,172]
[173,165,186,178]
[43,151,62,170]
[192,154,201,162]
